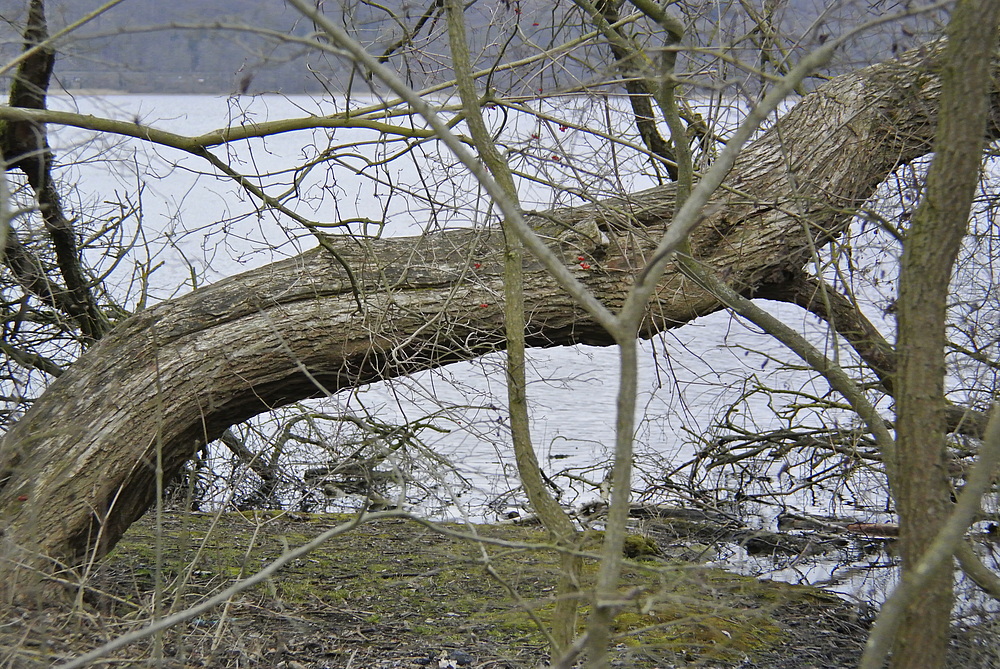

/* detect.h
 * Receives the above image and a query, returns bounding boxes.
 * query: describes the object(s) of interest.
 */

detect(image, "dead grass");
[0,510,867,668]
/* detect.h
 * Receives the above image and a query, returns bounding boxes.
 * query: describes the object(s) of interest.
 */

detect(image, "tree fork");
[3,0,111,343]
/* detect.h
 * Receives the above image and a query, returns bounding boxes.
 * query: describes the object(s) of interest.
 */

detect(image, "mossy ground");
[1,511,867,668]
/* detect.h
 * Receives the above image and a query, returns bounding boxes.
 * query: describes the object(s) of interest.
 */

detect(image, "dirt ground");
[0,510,991,668]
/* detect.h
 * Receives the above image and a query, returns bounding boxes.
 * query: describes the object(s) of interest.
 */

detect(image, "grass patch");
[41,509,849,667]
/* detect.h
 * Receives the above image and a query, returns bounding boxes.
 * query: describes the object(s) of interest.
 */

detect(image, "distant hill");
[1,0,567,95]
[0,1,945,96]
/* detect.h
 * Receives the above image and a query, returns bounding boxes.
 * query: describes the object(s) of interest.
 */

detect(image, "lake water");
[44,93,907,598]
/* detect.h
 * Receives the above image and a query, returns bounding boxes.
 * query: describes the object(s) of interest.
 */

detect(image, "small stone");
[447,650,474,665]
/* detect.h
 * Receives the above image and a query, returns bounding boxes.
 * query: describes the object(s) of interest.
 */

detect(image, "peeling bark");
[0,38,995,581]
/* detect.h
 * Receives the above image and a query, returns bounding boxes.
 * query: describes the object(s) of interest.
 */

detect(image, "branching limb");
[379,0,445,63]
[4,0,111,343]
[755,272,896,385]
[572,0,678,178]
[759,272,991,439]
[955,540,1000,601]
[676,255,897,477]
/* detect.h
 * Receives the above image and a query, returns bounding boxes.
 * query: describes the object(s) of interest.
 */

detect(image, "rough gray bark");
[0,39,994,581]
[889,3,1000,666]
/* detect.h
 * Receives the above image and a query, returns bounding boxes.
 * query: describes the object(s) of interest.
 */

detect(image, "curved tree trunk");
[0,39,988,583]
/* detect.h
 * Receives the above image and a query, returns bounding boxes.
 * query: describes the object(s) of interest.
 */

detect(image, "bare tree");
[862,3,1000,666]
[2,1,1000,666]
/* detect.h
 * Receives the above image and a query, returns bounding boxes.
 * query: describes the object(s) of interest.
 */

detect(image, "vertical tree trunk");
[892,2,1000,666]
[444,0,582,652]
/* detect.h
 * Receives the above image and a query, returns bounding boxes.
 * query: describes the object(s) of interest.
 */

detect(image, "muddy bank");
[3,510,885,668]
[7,510,997,667]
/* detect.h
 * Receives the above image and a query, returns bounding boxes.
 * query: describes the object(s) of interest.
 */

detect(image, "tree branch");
[0,29,992,578]
[3,0,111,343]
[758,272,992,439]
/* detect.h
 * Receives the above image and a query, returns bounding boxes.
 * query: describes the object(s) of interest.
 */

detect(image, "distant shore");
[54,88,130,96]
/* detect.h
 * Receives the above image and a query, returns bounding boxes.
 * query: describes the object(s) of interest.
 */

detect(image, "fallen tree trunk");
[0,40,989,581]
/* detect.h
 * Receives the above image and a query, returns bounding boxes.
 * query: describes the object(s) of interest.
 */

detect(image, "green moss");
[99,512,834,666]
[623,534,660,558]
